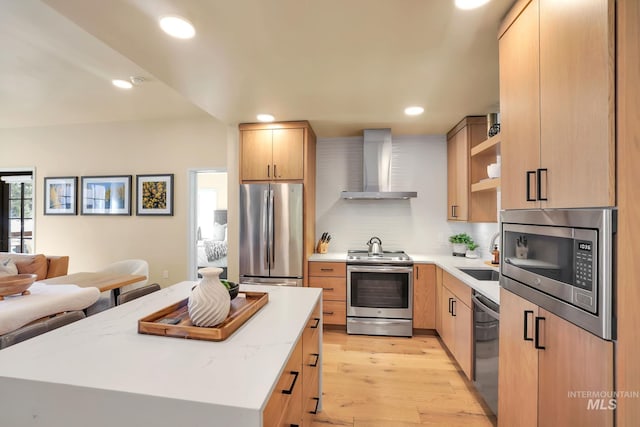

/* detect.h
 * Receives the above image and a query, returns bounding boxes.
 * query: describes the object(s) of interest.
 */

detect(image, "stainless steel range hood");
[341,128,418,200]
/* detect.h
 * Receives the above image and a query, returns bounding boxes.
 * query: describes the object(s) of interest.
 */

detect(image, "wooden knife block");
[316,240,329,254]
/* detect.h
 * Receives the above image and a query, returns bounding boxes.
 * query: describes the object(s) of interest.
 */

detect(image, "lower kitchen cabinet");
[413,264,436,329]
[302,302,321,426]
[438,271,473,380]
[308,261,346,325]
[264,300,321,427]
[263,338,303,427]
[498,288,613,427]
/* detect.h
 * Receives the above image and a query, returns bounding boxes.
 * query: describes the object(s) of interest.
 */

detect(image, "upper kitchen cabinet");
[447,116,498,223]
[240,121,316,182]
[499,0,615,209]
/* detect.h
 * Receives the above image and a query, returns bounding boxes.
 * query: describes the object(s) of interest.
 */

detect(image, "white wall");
[315,134,476,255]
[0,116,232,285]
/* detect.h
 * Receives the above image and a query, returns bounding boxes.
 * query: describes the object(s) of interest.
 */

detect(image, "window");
[1,173,33,253]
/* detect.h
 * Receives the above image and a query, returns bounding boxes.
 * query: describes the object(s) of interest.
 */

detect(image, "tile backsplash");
[315,134,497,256]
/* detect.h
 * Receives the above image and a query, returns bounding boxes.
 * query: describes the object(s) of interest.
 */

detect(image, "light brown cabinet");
[413,264,436,329]
[308,262,346,325]
[263,300,321,427]
[447,116,497,222]
[438,271,473,380]
[499,0,615,209]
[239,121,317,284]
[241,127,304,181]
[302,302,321,426]
[498,288,613,427]
[263,337,303,427]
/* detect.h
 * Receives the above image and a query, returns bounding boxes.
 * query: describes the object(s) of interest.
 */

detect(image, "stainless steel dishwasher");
[472,291,499,417]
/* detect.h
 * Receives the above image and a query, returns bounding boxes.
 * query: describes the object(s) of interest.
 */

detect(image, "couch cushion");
[0,258,18,277]
[13,254,48,281]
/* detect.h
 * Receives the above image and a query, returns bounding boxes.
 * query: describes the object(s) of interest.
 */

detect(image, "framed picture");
[136,174,174,216]
[81,175,132,215]
[44,176,77,215]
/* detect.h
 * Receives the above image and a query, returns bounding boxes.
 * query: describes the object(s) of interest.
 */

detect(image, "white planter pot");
[452,243,467,256]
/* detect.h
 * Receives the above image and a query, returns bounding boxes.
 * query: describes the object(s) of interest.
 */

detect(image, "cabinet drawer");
[303,367,320,426]
[442,271,472,307]
[322,300,346,325]
[308,276,346,301]
[309,262,346,277]
[263,339,303,427]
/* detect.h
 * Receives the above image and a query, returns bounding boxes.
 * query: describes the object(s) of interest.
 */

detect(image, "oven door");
[347,265,413,319]
[502,223,597,313]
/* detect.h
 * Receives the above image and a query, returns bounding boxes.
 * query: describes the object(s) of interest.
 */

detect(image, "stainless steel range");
[346,249,414,337]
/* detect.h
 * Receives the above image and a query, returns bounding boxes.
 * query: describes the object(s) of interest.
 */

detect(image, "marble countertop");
[309,252,500,304]
[0,282,322,427]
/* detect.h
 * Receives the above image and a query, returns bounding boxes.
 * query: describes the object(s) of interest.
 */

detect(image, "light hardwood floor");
[311,329,496,427]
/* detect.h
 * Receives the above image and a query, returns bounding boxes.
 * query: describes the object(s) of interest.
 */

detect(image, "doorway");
[0,171,34,253]
[187,169,228,280]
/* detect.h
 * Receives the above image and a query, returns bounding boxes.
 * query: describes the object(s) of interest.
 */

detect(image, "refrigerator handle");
[263,190,269,269]
[269,189,275,268]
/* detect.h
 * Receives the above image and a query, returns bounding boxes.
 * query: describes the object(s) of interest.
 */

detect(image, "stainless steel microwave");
[500,208,616,340]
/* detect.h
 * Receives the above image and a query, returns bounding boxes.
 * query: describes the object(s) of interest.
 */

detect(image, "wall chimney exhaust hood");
[341,128,418,200]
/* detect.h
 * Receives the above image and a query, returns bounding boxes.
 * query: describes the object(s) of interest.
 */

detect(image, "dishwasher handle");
[472,294,500,321]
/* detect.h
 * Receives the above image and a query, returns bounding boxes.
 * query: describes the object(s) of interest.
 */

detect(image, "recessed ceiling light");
[455,0,491,10]
[159,16,196,39]
[404,106,424,116]
[257,114,275,122]
[112,79,133,89]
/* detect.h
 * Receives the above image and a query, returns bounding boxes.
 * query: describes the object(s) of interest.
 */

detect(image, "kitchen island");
[0,282,322,427]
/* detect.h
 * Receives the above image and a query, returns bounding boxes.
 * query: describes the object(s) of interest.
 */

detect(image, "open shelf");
[471,178,501,192]
[471,134,500,157]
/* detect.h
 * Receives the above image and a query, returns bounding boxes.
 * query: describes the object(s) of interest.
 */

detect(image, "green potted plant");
[465,241,479,259]
[449,233,473,256]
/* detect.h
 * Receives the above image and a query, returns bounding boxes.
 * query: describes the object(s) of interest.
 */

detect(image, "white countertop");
[0,282,322,427]
[309,252,500,304]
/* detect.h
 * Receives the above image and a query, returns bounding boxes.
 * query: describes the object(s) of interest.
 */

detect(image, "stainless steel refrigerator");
[239,183,303,286]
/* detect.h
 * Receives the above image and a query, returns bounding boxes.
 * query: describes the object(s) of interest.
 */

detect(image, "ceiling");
[1,0,514,137]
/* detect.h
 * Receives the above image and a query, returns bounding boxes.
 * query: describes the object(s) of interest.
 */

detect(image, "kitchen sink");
[458,268,500,281]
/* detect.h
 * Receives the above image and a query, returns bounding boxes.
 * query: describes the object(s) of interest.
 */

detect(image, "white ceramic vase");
[188,267,230,327]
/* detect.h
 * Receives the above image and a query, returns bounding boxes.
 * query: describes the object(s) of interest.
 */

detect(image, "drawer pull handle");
[323,287,334,291]
[323,311,334,315]
[309,353,320,367]
[310,397,320,415]
[526,171,536,201]
[534,316,546,350]
[282,371,299,395]
[310,317,320,329]
[523,310,534,341]
[320,268,334,272]
[537,168,548,201]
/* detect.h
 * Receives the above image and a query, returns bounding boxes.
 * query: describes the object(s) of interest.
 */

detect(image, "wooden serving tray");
[138,291,268,341]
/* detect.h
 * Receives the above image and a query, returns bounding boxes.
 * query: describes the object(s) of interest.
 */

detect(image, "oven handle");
[472,294,500,321]
[347,265,413,274]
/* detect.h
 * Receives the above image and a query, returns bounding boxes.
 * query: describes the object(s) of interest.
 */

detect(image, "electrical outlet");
[162,270,169,279]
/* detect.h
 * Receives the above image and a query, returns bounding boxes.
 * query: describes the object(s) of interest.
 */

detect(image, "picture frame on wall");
[136,174,174,216]
[44,176,77,215]
[81,175,132,215]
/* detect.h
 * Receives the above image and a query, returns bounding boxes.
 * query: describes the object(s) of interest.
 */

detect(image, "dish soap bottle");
[491,244,500,265]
